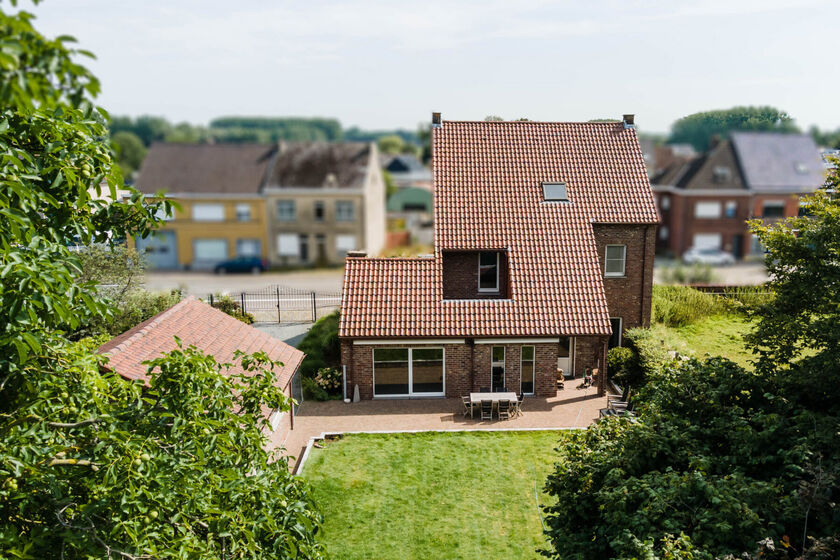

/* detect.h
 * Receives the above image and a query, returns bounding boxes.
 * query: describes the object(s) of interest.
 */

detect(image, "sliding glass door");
[521,346,535,395]
[373,348,445,397]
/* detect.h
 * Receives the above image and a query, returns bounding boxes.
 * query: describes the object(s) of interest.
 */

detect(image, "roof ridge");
[105,296,198,356]
[441,120,625,125]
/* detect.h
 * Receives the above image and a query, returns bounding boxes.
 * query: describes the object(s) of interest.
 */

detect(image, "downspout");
[342,364,347,402]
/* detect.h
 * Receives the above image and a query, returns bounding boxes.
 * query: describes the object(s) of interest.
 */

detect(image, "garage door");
[135,230,178,269]
[692,233,722,250]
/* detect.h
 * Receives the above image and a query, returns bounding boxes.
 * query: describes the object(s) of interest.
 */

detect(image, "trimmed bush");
[82,289,183,337]
[298,311,340,380]
[660,262,718,285]
[210,294,255,324]
[652,285,729,327]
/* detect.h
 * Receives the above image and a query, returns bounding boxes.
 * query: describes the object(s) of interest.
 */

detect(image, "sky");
[28,0,840,134]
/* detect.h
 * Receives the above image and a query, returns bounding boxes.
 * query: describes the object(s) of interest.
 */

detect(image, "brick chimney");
[347,250,367,258]
[432,112,442,128]
[622,114,635,129]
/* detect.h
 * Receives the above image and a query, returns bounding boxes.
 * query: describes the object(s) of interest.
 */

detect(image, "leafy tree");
[297,311,340,380]
[0,4,323,557]
[484,115,504,121]
[110,114,173,146]
[808,125,840,150]
[110,130,146,176]
[668,106,799,151]
[164,121,210,143]
[383,169,398,198]
[377,134,406,155]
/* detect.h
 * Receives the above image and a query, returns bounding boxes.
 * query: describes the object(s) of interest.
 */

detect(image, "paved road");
[654,260,768,285]
[144,268,345,296]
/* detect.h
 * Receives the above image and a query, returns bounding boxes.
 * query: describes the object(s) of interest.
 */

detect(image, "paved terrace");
[274,385,608,472]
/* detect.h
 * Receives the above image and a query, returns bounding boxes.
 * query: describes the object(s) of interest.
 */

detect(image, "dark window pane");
[373,348,409,395]
[521,345,534,360]
[492,346,505,363]
[373,348,409,362]
[558,337,570,358]
[609,319,622,349]
[411,348,443,393]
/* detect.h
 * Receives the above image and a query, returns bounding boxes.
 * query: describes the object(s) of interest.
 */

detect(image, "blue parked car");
[214,256,267,274]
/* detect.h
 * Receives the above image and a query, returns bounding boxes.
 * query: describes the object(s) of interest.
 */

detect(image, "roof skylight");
[542,182,569,202]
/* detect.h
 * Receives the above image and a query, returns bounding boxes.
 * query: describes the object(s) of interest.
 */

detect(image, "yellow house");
[134,143,271,270]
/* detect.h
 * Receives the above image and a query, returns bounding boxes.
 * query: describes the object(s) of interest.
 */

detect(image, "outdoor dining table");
[469,392,519,418]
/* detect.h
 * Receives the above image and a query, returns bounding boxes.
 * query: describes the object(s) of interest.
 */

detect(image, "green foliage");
[609,329,668,398]
[809,124,840,150]
[659,262,718,285]
[109,130,146,177]
[210,294,255,324]
[543,357,840,559]
[297,311,340,379]
[0,6,323,557]
[209,116,343,142]
[0,338,324,558]
[747,185,840,373]
[668,106,799,151]
[301,375,329,401]
[110,114,172,146]
[383,169,398,198]
[652,285,729,327]
[308,367,341,400]
[344,126,420,148]
[377,134,406,154]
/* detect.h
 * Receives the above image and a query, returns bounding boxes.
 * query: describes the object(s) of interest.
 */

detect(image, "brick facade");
[592,224,655,332]
[341,339,607,400]
[442,251,510,299]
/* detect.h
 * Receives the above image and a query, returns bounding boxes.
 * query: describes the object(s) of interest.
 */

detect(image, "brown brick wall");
[340,339,607,399]
[592,224,655,332]
[442,251,509,299]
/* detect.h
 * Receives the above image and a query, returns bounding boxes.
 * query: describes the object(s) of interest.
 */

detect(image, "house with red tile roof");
[339,114,659,399]
[98,297,305,438]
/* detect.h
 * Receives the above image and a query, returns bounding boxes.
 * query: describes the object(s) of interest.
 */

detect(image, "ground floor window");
[692,233,722,250]
[491,346,505,391]
[609,318,623,349]
[236,238,261,257]
[373,348,444,397]
[194,239,227,262]
[520,346,535,395]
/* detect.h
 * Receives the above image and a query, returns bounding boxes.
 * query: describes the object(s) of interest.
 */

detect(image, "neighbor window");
[762,201,785,218]
[659,226,669,240]
[712,166,731,183]
[236,239,260,257]
[478,252,500,292]
[193,239,227,261]
[725,201,737,218]
[609,318,623,349]
[314,201,325,221]
[235,203,251,222]
[192,203,225,222]
[276,233,298,257]
[276,200,296,221]
[695,201,722,219]
[336,200,355,221]
[336,234,357,256]
[604,245,626,277]
[542,182,569,202]
[659,195,671,211]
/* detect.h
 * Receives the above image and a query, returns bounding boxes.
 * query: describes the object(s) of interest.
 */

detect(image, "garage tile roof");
[340,119,658,339]
[99,297,304,389]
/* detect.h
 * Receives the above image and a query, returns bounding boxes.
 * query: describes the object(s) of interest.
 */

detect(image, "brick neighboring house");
[98,297,305,440]
[653,132,825,258]
[338,115,658,400]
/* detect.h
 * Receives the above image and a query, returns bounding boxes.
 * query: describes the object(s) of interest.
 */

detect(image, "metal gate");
[209,284,341,323]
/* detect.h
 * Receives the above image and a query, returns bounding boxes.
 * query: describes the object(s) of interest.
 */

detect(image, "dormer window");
[712,166,731,183]
[542,182,569,202]
[478,252,499,292]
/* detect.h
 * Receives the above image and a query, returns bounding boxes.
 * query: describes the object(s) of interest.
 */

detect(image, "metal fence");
[208,285,341,323]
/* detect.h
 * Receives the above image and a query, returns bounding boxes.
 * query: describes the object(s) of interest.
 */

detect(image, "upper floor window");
[762,200,785,218]
[659,194,671,211]
[336,200,355,221]
[235,203,251,222]
[193,203,224,222]
[276,200,295,221]
[541,182,569,202]
[336,234,357,256]
[604,245,626,277]
[695,201,721,219]
[724,201,737,218]
[314,201,325,221]
[712,166,731,183]
[478,252,500,292]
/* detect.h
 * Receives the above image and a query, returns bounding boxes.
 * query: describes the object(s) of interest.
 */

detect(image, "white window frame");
[192,203,225,222]
[695,201,722,219]
[604,245,626,277]
[520,345,535,396]
[372,347,446,398]
[276,200,296,221]
[235,203,252,222]
[193,239,227,261]
[609,317,623,348]
[276,233,298,257]
[335,200,355,222]
[762,200,786,218]
[478,252,500,292]
[541,182,569,202]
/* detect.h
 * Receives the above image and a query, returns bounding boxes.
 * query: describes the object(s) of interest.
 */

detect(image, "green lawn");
[302,430,566,560]
[649,313,755,368]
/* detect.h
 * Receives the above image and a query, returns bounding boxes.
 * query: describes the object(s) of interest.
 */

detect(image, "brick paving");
[273,385,608,471]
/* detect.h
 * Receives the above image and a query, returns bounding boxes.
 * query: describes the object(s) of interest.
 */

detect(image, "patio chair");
[461,395,474,418]
[498,399,511,420]
[512,394,524,417]
[480,400,493,421]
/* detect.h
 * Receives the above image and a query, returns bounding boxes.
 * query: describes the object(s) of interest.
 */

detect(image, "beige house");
[263,142,385,266]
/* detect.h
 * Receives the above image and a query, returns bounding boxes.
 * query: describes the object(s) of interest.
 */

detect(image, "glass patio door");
[373,348,445,397]
[491,346,505,391]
